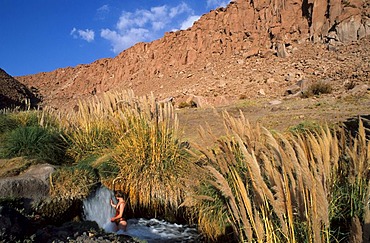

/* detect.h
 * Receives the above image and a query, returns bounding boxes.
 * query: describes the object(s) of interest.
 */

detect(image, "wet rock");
[0,205,34,241]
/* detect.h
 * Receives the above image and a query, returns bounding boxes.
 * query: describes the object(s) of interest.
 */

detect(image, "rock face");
[16,0,370,109]
[0,68,40,109]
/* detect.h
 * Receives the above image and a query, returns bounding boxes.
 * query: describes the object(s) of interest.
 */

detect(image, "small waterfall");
[83,186,116,232]
[83,186,202,242]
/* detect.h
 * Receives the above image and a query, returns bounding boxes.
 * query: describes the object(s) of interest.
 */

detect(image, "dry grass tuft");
[110,92,196,215]
[50,165,98,200]
[188,111,370,242]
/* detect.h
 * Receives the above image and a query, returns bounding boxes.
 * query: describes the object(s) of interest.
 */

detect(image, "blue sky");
[0,0,231,77]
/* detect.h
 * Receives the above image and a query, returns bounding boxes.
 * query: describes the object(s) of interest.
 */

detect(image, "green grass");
[0,126,68,164]
[288,120,321,133]
[0,113,19,135]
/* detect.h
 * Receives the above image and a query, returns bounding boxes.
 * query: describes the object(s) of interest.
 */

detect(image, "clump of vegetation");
[302,80,333,97]
[57,95,125,161]
[50,164,99,200]
[288,120,321,133]
[111,93,196,215]
[1,126,67,164]
[178,101,197,109]
[0,111,68,164]
[0,113,19,135]
[53,90,196,217]
[185,111,370,242]
[238,94,247,100]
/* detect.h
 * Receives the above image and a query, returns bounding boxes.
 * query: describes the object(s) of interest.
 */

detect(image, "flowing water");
[83,186,201,242]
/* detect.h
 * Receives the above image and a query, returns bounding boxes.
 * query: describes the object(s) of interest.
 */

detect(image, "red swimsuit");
[113,201,126,225]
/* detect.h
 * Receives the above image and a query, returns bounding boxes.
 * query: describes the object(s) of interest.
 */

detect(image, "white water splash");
[83,186,201,242]
[123,218,200,242]
[83,186,116,232]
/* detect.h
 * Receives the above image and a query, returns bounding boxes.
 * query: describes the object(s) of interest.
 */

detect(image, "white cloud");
[97,4,110,20]
[169,2,191,18]
[70,28,95,42]
[101,28,150,53]
[101,3,196,54]
[179,15,201,30]
[98,4,109,13]
[206,0,231,8]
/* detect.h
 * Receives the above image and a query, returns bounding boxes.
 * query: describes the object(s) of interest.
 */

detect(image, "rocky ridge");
[0,68,40,110]
[16,0,370,109]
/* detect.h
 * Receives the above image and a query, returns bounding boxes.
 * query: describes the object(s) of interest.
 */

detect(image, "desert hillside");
[15,0,370,109]
[0,68,40,110]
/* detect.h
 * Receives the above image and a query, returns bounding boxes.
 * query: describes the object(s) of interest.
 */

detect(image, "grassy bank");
[0,90,369,242]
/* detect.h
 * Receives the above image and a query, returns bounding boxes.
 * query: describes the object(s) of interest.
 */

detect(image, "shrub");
[303,80,332,97]
[50,165,99,200]
[110,93,196,215]
[58,93,129,160]
[0,113,19,135]
[11,111,40,127]
[0,126,68,164]
[76,155,119,187]
[178,101,197,109]
[56,90,197,217]
[239,94,247,100]
[288,120,321,133]
[95,159,119,186]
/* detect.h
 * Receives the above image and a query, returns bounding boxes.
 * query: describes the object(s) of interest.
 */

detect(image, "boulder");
[186,95,230,108]
[284,79,312,96]
[0,163,55,206]
[348,84,370,96]
[336,14,363,42]
[276,42,288,58]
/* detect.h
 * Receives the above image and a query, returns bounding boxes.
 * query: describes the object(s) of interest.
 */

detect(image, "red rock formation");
[17,0,369,109]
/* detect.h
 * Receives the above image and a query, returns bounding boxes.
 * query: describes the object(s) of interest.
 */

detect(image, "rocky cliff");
[0,68,40,110]
[17,0,370,109]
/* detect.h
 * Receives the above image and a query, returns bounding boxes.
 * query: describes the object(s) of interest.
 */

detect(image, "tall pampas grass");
[187,111,369,242]
[57,90,139,160]
[48,90,196,217]
[111,92,195,215]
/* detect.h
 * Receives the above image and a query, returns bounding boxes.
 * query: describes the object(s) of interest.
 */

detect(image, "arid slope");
[16,0,370,109]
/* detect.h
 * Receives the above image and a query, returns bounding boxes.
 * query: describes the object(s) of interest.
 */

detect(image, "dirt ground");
[177,93,370,147]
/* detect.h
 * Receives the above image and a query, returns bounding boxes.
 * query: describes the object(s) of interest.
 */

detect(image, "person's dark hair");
[115,191,125,198]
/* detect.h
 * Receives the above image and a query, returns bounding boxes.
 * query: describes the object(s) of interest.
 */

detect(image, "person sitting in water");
[110,191,127,231]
